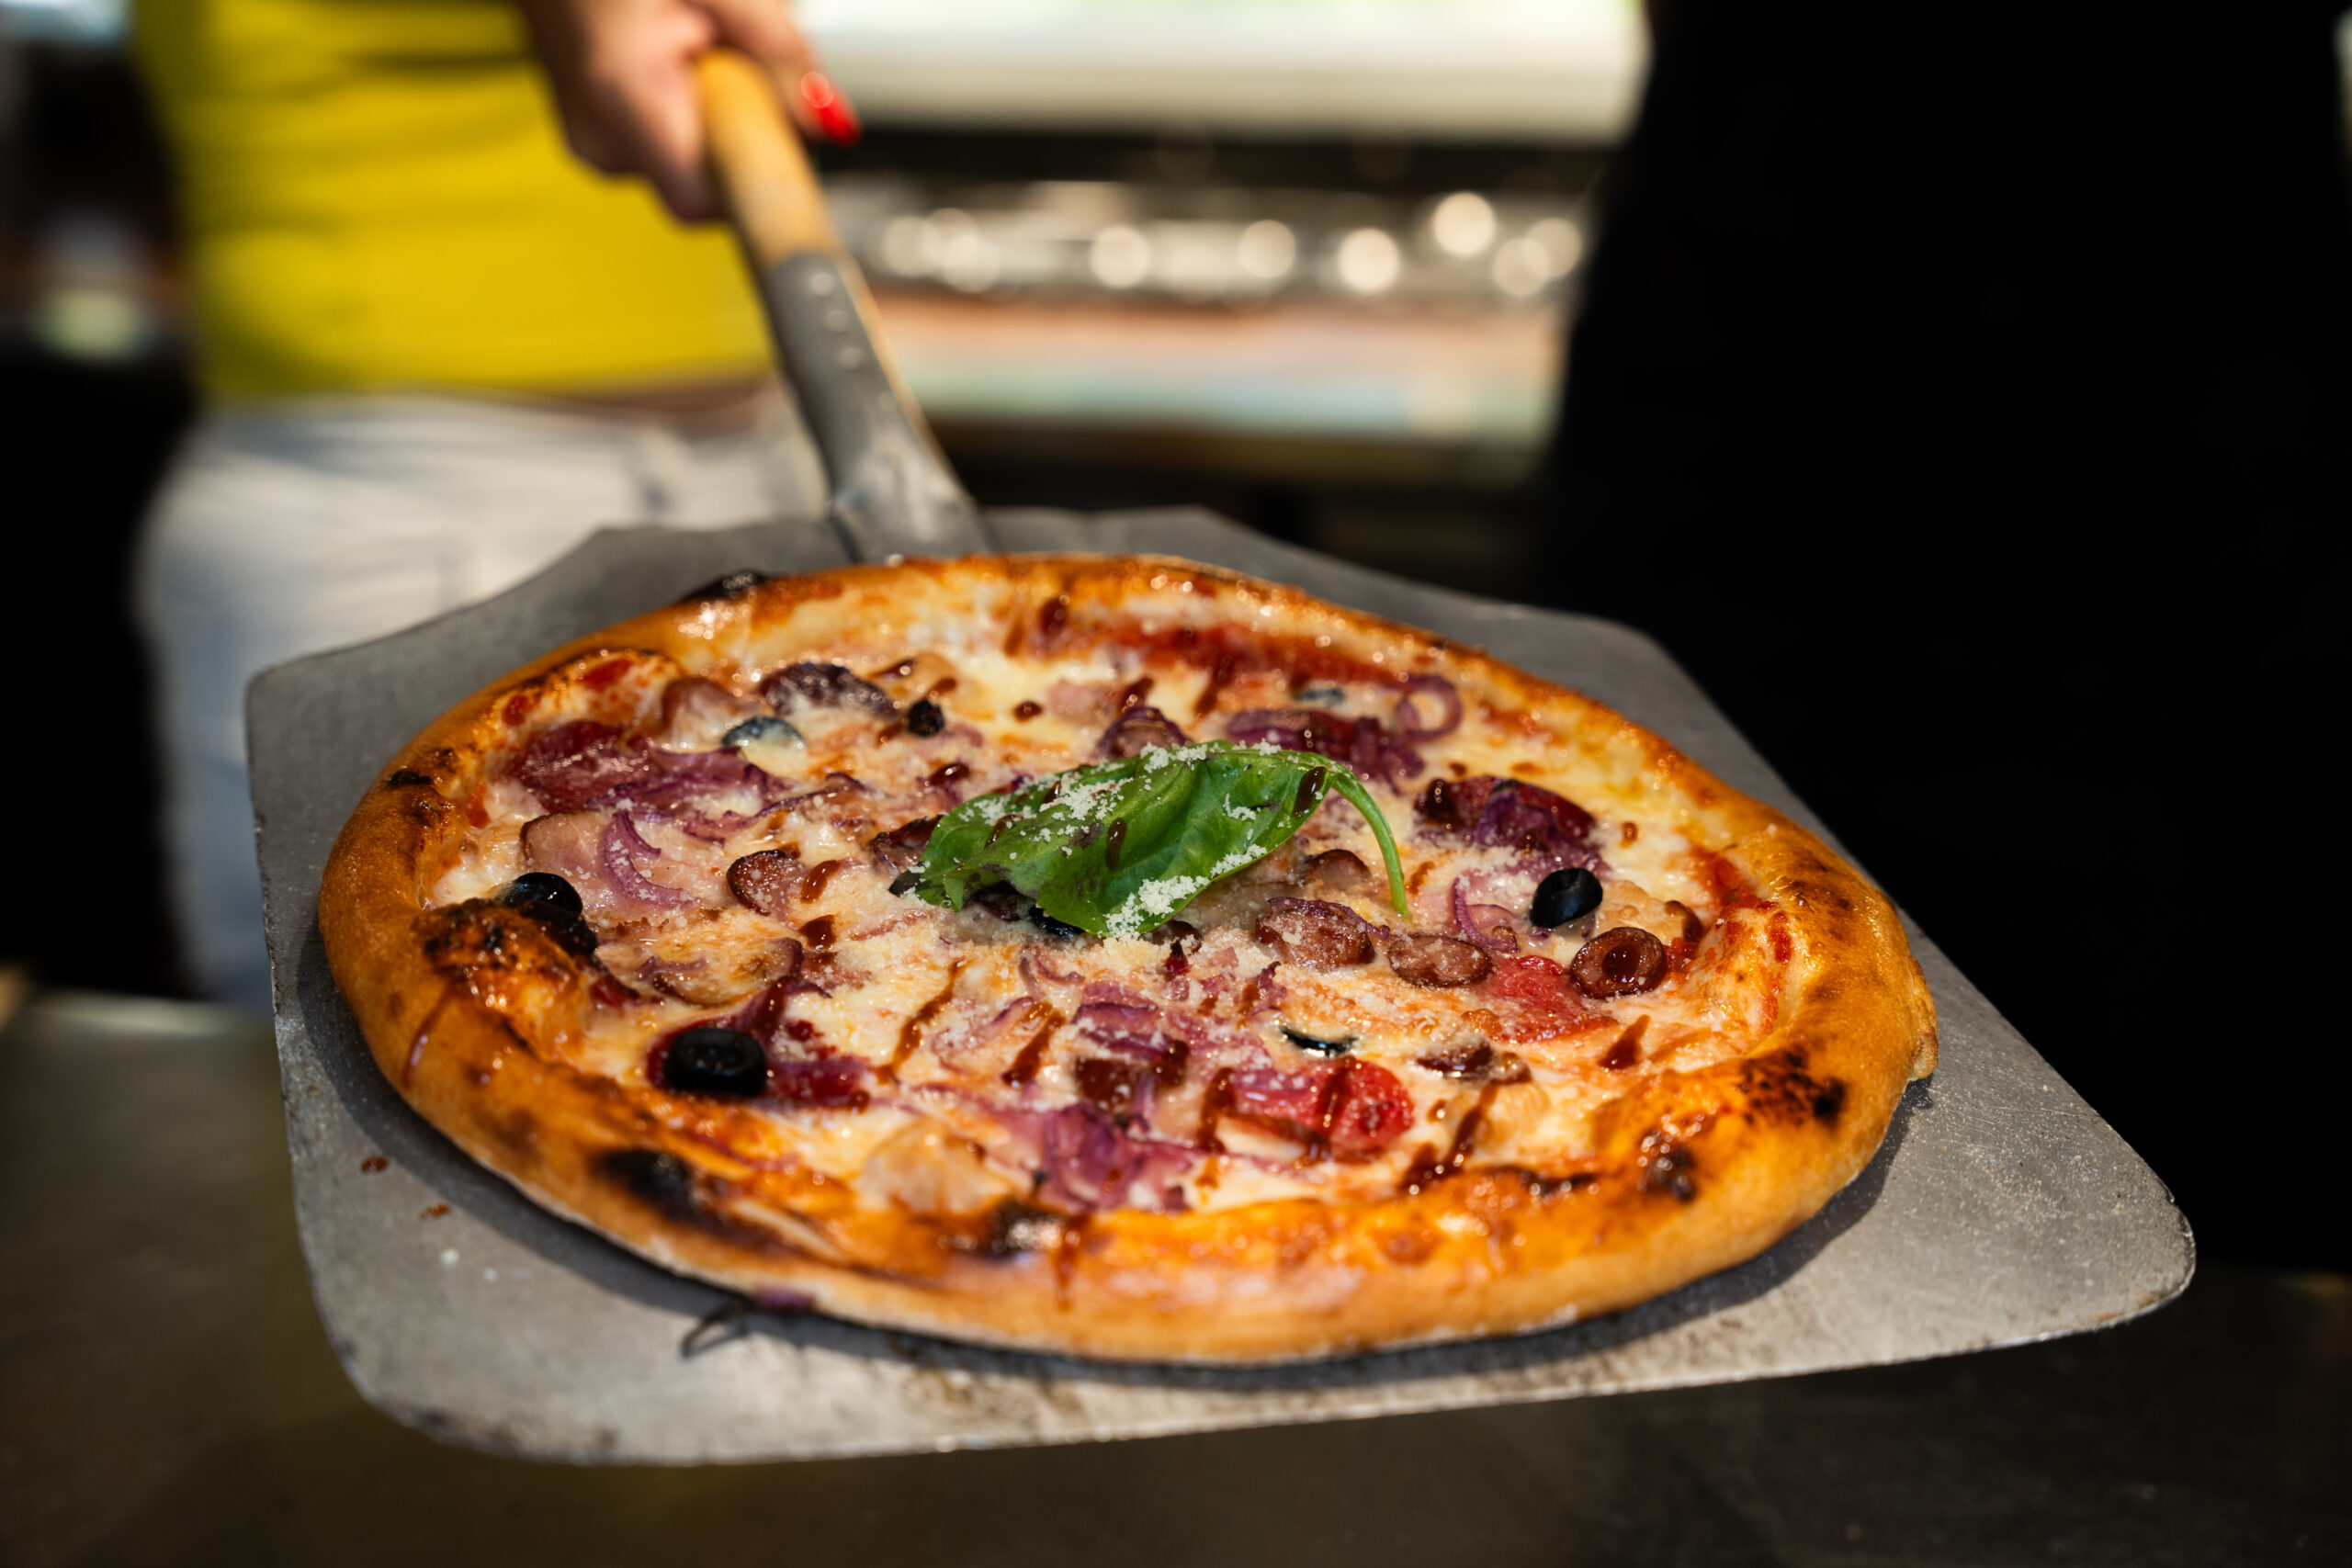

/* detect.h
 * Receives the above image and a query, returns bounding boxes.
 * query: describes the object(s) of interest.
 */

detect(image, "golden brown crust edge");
[319,553,1937,1363]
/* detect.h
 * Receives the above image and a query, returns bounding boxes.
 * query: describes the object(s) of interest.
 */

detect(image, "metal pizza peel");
[247,60,2190,1462]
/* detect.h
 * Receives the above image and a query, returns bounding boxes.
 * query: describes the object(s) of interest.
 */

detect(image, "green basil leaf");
[904,740,1409,938]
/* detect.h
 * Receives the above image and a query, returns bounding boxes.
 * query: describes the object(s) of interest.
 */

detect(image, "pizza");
[321,554,1936,1362]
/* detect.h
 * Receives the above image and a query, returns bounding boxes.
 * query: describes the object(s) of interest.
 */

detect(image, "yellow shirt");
[134,0,770,400]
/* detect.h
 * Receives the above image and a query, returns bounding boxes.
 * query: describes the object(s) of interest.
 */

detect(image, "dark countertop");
[3,992,2345,1568]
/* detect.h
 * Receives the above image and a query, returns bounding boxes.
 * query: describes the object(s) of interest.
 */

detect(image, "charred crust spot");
[488,1105,542,1159]
[677,569,769,604]
[1736,1049,1846,1128]
[1501,1166,1596,1199]
[1635,1135,1699,1201]
[424,898,594,983]
[597,1148,790,1252]
[982,1201,1069,1258]
[383,769,434,790]
[601,1148,699,1222]
[1786,878,1854,915]
[1380,1224,1440,1264]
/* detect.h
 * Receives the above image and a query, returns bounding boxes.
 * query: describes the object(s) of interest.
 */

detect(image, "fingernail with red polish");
[799,72,861,145]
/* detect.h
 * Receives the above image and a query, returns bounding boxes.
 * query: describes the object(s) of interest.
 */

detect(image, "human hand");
[516,0,860,222]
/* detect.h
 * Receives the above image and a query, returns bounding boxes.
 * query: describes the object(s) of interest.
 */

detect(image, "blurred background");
[1,0,2347,1277]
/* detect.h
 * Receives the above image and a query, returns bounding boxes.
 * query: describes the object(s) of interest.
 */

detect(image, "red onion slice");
[1393,675,1462,740]
[601,812,692,908]
[1451,876,1521,953]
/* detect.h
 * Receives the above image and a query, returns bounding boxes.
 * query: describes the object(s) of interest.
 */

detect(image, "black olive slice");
[1281,1025,1356,1055]
[676,569,770,604]
[660,1027,770,1098]
[495,873,598,956]
[721,716,803,750]
[1529,866,1603,928]
[904,697,945,737]
[1027,907,1086,941]
[500,872,582,915]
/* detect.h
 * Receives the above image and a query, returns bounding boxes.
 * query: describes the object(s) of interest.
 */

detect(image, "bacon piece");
[1237,961,1286,1016]
[1075,999,1159,1050]
[626,748,766,811]
[769,1052,869,1110]
[519,810,605,886]
[1038,1104,1134,1210]
[654,677,767,750]
[510,721,650,812]
[1073,999,1191,1090]
[1075,1057,1147,1122]
[1044,681,1110,720]
[508,719,769,816]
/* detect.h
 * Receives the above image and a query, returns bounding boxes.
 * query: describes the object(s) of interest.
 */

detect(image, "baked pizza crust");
[320,554,1936,1362]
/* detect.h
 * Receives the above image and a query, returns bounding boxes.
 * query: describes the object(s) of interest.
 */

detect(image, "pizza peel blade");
[250,508,2192,1463]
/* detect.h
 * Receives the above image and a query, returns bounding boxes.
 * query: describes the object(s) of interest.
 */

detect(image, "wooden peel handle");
[691,50,983,555]
[696,51,837,265]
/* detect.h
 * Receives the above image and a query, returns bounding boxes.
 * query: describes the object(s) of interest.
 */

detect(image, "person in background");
[1544,0,2352,1272]
[132,0,856,1011]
